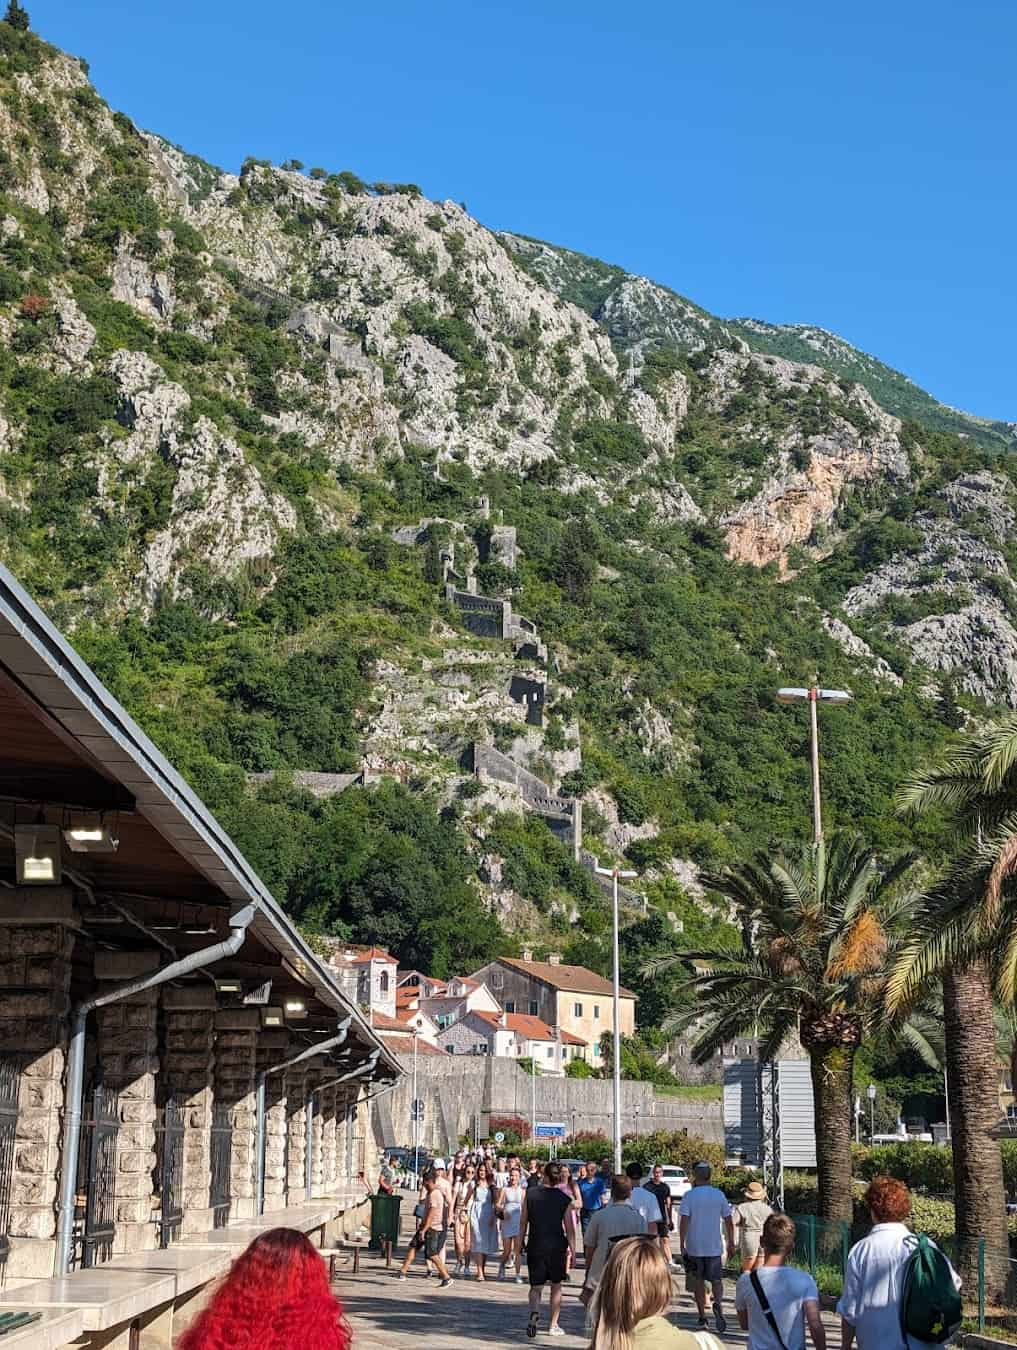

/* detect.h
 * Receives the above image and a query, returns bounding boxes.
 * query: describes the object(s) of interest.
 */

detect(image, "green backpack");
[899,1232,962,1344]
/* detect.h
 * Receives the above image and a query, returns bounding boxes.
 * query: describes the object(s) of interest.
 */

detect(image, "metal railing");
[157,1095,185,1248]
[210,1104,233,1229]
[0,1057,21,1282]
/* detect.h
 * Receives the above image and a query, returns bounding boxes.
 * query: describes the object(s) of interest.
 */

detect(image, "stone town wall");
[379,1054,722,1155]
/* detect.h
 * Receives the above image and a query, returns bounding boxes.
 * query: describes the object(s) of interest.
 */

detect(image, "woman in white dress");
[497,1163,526,1281]
[466,1160,501,1281]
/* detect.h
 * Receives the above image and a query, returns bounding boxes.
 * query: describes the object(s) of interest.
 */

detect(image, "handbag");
[750,1269,789,1350]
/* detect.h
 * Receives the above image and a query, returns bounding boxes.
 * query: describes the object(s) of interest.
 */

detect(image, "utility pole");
[595,863,637,1173]
[411,1033,419,1173]
[775,684,852,845]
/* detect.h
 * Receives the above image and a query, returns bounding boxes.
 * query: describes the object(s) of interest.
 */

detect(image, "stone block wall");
[214,1009,259,1221]
[0,901,74,1280]
[163,985,217,1235]
[94,950,161,1257]
[285,1066,308,1201]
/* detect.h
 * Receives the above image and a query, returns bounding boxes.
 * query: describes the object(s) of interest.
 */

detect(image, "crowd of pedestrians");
[173,1164,963,1350]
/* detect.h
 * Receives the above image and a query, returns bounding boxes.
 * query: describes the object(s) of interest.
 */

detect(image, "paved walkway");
[333,1248,842,1348]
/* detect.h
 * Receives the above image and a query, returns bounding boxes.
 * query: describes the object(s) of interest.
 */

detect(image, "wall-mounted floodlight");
[63,822,119,854]
[15,823,62,884]
[261,1007,284,1028]
[284,999,307,1018]
[214,978,243,996]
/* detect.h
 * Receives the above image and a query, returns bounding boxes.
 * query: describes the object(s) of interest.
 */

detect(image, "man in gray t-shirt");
[735,1213,826,1349]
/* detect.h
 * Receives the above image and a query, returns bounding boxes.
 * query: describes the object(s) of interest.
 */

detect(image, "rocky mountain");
[1,17,1015,973]
[503,233,1017,454]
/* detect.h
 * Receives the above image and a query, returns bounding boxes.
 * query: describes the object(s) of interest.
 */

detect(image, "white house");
[420,976,500,1030]
[436,1009,587,1074]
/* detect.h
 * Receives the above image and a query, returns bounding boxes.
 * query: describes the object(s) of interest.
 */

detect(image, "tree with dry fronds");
[645,832,918,1223]
[890,716,1017,1285]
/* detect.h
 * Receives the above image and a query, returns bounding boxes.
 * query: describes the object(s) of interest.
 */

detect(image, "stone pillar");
[214,1009,259,1221]
[307,1069,324,1198]
[0,891,76,1280]
[94,950,161,1257]
[256,1030,291,1213]
[284,1066,307,1205]
[162,985,216,1235]
[320,1086,338,1195]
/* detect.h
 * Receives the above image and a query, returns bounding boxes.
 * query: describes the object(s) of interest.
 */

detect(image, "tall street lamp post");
[595,863,638,1173]
[867,1082,877,1141]
[775,685,852,843]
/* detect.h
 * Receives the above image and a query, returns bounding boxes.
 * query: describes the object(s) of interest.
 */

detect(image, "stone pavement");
[332,1248,842,1348]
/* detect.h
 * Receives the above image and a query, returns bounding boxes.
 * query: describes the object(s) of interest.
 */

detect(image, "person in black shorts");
[519,1160,577,1339]
[644,1163,674,1265]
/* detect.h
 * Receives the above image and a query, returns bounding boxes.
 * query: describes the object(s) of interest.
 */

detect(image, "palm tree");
[891,717,1017,1283]
[648,832,917,1223]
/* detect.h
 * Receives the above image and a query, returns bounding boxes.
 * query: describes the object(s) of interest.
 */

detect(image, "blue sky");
[32,0,1015,420]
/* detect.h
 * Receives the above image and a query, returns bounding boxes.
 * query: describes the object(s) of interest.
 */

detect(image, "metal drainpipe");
[54,903,257,1278]
[255,1019,350,1216]
[309,1050,381,1197]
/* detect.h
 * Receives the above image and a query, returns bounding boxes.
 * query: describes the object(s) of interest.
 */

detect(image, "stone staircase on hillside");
[472,743,582,858]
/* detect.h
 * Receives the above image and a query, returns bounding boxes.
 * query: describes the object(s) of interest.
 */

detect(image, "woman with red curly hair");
[178,1227,351,1350]
[837,1176,960,1349]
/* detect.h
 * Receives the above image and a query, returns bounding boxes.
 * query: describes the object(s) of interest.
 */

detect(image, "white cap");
[433,1158,447,1169]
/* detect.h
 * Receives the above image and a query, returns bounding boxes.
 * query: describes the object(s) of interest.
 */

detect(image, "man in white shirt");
[837,1177,960,1349]
[679,1161,736,1336]
[625,1162,664,1230]
[735,1213,826,1349]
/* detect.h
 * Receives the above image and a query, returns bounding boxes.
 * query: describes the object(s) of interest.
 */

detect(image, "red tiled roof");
[379,1035,445,1056]
[349,945,396,965]
[370,1011,408,1032]
[471,1010,587,1047]
[494,958,637,999]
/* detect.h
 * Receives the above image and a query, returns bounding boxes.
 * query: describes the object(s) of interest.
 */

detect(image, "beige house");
[469,955,636,1068]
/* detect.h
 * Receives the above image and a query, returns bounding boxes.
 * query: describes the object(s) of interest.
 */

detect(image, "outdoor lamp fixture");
[15,819,62,885]
[775,684,853,844]
[63,815,119,854]
[284,999,307,1018]
[214,978,243,996]
[261,1007,285,1028]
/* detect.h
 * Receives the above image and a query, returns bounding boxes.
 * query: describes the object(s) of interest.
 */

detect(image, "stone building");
[0,563,400,1347]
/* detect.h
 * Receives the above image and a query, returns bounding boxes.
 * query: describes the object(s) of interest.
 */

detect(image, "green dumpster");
[369,1191,402,1251]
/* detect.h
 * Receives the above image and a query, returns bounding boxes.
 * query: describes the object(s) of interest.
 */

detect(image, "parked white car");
[642,1165,691,1198]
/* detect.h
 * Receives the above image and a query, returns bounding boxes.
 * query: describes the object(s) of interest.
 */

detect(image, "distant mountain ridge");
[501,232,1014,451]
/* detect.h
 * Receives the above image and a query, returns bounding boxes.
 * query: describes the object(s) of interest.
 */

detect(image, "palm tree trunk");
[943,959,1009,1293]
[809,1044,855,1224]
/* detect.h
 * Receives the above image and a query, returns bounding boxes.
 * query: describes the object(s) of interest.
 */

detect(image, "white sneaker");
[515,1274,524,1284]
[549,1326,565,1338]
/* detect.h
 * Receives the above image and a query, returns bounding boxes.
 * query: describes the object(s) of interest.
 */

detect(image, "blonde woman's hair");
[588,1236,671,1350]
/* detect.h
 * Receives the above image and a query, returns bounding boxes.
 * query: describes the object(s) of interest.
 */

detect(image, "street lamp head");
[594,865,638,879]
[776,686,853,705]
[867,1083,877,1101]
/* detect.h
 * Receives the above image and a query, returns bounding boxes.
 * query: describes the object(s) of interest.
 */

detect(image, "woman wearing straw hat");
[734,1182,773,1272]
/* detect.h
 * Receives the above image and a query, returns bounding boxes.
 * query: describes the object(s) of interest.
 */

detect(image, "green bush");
[854,1142,953,1193]
[621,1130,724,1173]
